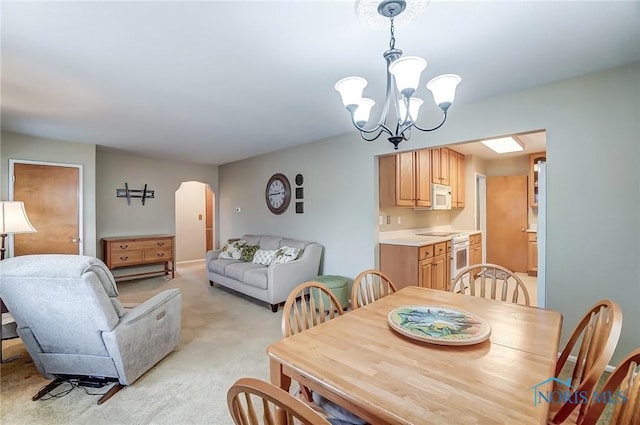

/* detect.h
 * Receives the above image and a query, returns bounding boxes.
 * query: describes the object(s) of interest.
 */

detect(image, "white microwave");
[431,184,452,210]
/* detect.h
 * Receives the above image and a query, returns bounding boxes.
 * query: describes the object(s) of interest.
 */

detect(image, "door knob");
[521,228,526,232]
[71,238,80,243]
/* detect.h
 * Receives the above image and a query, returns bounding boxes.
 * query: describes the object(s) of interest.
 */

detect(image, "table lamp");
[0,201,37,261]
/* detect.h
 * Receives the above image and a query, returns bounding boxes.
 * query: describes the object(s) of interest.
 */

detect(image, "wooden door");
[205,186,214,250]
[457,153,465,208]
[414,149,431,207]
[12,162,81,255]
[449,151,458,206]
[486,175,528,272]
[432,254,447,291]
[419,259,433,288]
[440,148,450,186]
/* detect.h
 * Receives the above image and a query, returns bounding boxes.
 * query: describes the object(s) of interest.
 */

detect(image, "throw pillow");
[271,246,301,264]
[240,244,260,262]
[252,249,278,266]
[219,240,246,260]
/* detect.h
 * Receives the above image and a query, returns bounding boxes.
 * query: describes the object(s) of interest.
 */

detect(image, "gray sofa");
[206,234,322,312]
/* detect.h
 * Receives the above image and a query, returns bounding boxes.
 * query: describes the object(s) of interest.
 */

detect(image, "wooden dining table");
[267,286,563,425]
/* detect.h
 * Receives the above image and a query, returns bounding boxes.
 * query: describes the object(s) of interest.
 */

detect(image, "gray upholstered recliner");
[0,254,181,403]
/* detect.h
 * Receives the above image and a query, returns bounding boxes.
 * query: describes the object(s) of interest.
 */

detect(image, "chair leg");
[32,378,66,401]
[97,383,124,405]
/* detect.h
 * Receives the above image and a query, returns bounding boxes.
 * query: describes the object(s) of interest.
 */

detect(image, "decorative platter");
[387,305,491,346]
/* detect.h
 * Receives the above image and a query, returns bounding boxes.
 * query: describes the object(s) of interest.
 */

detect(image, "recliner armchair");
[0,254,182,404]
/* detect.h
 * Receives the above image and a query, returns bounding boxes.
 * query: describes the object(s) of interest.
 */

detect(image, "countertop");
[379,228,482,247]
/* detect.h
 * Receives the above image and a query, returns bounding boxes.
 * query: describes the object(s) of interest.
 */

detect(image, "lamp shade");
[426,74,462,110]
[398,97,423,123]
[335,76,368,107]
[353,98,375,126]
[388,56,427,96]
[0,201,37,234]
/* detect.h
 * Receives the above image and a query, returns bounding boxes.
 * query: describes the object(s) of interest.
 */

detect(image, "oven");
[451,233,470,282]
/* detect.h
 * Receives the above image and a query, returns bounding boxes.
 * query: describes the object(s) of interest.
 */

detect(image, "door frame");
[9,159,84,256]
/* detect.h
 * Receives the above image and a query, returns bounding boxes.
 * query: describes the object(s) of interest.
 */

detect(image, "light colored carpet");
[0,261,282,425]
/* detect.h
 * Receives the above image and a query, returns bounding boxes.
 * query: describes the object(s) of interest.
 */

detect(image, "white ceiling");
[2,1,639,165]
[452,130,546,160]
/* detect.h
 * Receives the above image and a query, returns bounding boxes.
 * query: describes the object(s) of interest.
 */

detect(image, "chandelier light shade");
[0,201,37,260]
[335,0,462,149]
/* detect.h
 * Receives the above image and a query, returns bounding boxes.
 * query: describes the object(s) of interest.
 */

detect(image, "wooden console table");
[102,234,175,281]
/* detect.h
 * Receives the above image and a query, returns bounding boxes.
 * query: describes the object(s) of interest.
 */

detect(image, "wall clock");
[265,173,291,215]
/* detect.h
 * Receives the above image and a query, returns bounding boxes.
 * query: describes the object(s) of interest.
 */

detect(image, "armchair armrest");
[102,289,181,385]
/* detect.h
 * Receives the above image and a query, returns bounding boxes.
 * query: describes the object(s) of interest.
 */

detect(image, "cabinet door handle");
[120,244,128,249]
[156,252,165,257]
[119,256,128,261]
[157,242,165,246]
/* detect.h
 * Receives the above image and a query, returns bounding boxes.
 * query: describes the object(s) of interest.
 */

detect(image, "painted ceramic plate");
[388,305,491,346]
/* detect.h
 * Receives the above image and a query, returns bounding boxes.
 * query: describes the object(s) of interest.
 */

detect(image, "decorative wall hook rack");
[116,183,155,206]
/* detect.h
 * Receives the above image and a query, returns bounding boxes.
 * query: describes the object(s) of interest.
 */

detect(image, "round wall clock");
[265,173,291,215]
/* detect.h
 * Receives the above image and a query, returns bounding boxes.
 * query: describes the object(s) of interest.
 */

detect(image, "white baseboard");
[566,354,616,373]
[177,259,205,265]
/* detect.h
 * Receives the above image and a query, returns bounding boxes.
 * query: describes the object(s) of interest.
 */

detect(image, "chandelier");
[335,0,461,150]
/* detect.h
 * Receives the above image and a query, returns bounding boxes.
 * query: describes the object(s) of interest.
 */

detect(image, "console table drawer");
[143,248,172,262]
[110,239,173,251]
[110,250,144,267]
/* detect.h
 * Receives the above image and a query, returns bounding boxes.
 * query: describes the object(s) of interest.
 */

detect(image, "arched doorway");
[174,181,215,262]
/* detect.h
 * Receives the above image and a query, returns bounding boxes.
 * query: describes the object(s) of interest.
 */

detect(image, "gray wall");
[1,132,97,256]
[96,148,218,257]
[219,62,640,363]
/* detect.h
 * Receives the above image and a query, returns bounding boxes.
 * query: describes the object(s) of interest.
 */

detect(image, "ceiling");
[452,130,546,161]
[2,1,639,166]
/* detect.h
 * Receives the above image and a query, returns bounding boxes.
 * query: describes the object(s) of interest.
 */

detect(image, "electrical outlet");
[379,215,384,225]
[397,216,402,224]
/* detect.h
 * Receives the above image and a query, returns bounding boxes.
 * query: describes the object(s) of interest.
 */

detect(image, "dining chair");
[282,281,344,402]
[549,300,623,424]
[227,377,330,425]
[282,281,344,338]
[350,269,397,310]
[450,263,531,306]
[578,348,640,425]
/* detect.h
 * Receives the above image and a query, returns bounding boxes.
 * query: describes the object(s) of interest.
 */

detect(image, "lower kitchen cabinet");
[381,241,450,291]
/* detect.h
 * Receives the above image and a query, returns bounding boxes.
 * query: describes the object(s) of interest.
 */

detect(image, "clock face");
[265,173,291,215]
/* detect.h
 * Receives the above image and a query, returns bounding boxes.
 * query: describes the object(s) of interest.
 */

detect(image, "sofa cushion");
[258,236,282,250]
[219,240,246,260]
[209,258,242,275]
[243,268,268,290]
[225,262,266,282]
[280,238,309,253]
[242,235,262,246]
[240,244,260,262]
[272,246,301,264]
[252,249,278,266]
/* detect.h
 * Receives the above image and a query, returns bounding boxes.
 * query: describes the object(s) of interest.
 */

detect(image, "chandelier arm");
[349,115,393,136]
[360,129,386,142]
[412,110,448,133]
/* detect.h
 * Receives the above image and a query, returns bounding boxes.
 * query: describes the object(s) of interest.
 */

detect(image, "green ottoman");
[311,275,353,310]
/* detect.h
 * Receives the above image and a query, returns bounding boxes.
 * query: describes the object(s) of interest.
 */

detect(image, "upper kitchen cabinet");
[430,147,450,185]
[449,150,466,208]
[529,151,546,208]
[379,149,432,208]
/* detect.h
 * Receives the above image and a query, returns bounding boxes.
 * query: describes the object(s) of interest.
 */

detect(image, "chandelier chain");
[389,13,396,49]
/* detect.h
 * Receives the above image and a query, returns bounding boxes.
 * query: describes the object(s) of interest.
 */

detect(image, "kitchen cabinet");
[529,151,546,208]
[449,150,466,208]
[380,241,450,291]
[379,149,431,208]
[431,147,450,185]
[527,232,538,276]
[469,233,483,277]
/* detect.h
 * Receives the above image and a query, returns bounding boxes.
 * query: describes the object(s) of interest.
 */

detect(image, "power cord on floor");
[36,378,114,400]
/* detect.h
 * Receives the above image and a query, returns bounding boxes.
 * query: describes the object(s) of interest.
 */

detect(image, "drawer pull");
[119,256,128,261]
[157,242,165,246]
[119,244,128,249]
[156,252,165,257]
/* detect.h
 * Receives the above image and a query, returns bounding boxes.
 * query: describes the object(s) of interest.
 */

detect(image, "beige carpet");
[0,261,282,425]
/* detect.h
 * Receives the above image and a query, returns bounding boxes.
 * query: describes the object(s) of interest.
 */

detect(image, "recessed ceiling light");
[481,136,525,154]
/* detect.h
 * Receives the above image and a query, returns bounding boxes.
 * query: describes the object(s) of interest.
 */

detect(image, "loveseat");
[206,235,323,312]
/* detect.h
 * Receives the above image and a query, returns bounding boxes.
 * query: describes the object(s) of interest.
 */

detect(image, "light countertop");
[379,228,482,247]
